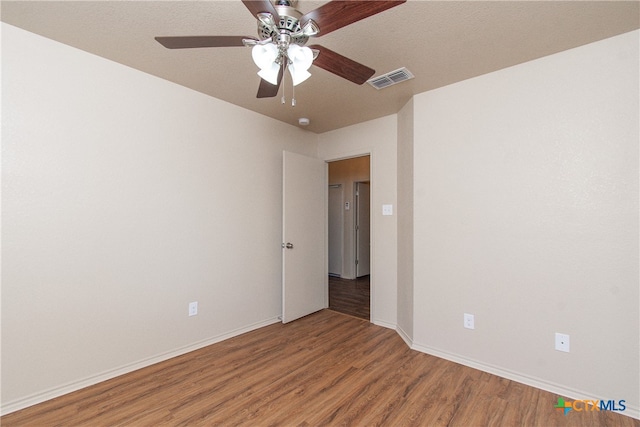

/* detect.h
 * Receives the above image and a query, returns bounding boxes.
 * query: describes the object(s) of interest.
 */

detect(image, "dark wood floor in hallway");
[2,310,637,426]
[328,274,370,320]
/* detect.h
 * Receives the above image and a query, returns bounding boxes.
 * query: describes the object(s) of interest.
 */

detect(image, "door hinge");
[355,259,359,265]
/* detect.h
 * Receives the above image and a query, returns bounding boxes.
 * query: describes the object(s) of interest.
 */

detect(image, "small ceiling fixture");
[298,117,310,126]
[155,0,407,101]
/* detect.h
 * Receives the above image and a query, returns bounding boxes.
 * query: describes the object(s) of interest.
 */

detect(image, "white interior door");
[356,182,371,277]
[282,151,326,323]
[328,185,343,276]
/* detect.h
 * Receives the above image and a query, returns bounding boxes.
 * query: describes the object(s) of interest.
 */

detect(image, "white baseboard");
[395,324,413,348]
[372,319,396,330]
[411,341,639,421]
[1,316,281,416]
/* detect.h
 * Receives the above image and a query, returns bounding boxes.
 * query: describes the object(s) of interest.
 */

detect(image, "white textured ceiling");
[2,1,639,133]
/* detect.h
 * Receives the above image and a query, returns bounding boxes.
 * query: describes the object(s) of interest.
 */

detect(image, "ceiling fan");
[155,0,406,98]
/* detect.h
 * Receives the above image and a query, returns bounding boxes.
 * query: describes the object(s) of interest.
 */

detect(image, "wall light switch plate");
[555,333,570,352]
[464,313,475,330]
[189,301,198,317]
[382,204,393,216]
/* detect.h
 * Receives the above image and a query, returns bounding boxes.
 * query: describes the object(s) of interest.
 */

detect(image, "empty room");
[2,1,639,425]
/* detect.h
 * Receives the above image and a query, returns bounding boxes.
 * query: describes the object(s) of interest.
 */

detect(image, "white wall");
[1,23,317,412]
[413,30,639,414]
[318,116,398,328]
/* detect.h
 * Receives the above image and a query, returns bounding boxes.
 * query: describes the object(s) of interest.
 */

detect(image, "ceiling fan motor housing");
[258,3,309,46]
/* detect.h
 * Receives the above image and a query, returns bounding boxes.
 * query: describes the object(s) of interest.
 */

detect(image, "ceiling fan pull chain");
[292,83,296,107]
[281,66,286,104]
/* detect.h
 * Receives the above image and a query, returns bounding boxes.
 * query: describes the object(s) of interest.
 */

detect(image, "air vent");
[367,67,414,90]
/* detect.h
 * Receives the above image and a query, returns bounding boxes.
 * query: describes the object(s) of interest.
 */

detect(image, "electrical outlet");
[555,333,570,352]
[464,313,475,330]
[188,301,198,317]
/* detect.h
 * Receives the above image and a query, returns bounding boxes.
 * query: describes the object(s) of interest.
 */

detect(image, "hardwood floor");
[328,275,370,320]
[2,310,637,426]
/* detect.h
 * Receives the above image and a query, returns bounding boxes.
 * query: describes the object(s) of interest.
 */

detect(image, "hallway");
[328,275,370,320]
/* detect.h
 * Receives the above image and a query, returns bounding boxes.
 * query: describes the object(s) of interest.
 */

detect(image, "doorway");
[327,156,371,320]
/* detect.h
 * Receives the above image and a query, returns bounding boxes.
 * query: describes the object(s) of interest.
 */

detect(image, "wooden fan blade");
[309,44,375,85]
[301,1,406,37]
[242,0,280,20]
[155,36,254,49]
[256,63,285,98]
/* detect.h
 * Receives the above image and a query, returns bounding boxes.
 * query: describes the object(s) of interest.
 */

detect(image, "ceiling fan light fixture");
[252,43,278,71]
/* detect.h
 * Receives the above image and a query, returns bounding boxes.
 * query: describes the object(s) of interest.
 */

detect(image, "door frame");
[325,151,373,322]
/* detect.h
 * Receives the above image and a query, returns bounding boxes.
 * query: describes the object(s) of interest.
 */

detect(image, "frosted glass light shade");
[288,65,311,86]
[258,62,281,85]
[287,45,313,86]
[252,43,278,70]
[287,45,313,71]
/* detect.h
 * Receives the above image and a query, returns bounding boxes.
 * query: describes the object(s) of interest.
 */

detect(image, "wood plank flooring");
[2,310,638,426]
[328,275,370,320]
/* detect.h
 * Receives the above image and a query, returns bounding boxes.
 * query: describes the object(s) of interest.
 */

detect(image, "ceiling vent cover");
[367,67,414,90]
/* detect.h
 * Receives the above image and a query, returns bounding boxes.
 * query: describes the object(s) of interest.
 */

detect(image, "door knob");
[282,242,294,249]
